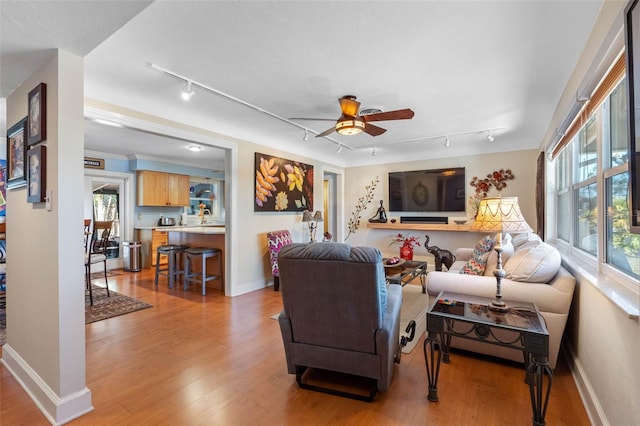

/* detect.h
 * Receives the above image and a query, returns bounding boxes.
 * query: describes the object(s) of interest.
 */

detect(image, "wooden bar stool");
[155,244,188,289]
[183,247,223,295]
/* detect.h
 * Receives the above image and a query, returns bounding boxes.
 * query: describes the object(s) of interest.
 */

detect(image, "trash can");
[123,241,142,272]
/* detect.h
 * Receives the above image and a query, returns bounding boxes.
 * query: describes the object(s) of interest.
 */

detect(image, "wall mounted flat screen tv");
[388,167,466,212]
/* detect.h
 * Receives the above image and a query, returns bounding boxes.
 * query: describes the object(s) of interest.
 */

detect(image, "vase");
[400,243,414,260]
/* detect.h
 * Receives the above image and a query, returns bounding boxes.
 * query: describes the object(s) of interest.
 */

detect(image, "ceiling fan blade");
[315,126,336,138]
[362,108,415,122]
[364,122,387,137]
[289,117,337,122]
[339,96,360,117]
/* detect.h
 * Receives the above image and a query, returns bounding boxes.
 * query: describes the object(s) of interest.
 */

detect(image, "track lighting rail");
[148,62,353,150]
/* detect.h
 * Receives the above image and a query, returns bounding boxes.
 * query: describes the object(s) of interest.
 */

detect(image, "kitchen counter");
[167,226,225,234]
[167,227,226,292]
[134,224,224,269]
[134,223,224,230]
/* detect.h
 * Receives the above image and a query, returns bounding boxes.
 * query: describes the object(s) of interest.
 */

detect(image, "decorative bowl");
[453,219,467,225]
[383,258,406,268]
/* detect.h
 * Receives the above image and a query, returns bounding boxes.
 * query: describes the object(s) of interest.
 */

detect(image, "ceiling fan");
[291,95,414,138]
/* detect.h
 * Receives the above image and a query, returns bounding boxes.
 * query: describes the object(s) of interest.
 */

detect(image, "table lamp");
[302,210,323,242]
[471,196,532,312]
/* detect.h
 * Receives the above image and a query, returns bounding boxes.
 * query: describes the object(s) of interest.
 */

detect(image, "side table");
[383,259,428,292]
[424,291,552,426]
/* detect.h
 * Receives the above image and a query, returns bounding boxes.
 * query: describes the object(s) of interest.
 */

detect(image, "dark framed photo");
[27,82,47,146]
[7,117,28,189]
[27,145,46,203]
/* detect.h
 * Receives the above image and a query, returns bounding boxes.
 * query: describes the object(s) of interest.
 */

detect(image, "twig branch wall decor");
[345,176,379,240]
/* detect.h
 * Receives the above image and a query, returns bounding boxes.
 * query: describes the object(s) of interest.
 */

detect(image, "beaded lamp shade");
[471,197,533,234]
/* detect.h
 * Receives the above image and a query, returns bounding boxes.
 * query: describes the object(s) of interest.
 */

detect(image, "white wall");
[3,50,91,423]
[235,140,343,294]
[343,149,539,261]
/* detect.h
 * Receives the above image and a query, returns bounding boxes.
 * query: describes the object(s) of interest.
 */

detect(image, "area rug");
[86,285,152,324]
[0,278,149,346]
[89,270,122,280]
[269,284,429,354]
[0,292,5,346]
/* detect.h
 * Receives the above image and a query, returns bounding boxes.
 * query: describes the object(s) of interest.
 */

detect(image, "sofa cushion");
[485,233,513,276]
[504,241,561,283]
[460,235,494,275]
[511,232,542,251]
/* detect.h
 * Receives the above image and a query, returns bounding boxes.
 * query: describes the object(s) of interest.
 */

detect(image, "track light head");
[181,80,195,101]
[445,136,450,147]
[303,129,309,142]
[487,131,494,142]
[372,146,376,156]
[336,144,343,154]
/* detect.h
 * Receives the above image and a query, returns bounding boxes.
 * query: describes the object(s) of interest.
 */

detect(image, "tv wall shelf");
[367,222,478,232]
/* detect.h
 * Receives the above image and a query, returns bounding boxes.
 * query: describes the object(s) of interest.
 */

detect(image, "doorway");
[323,172,338,241]
[84,173,132,271]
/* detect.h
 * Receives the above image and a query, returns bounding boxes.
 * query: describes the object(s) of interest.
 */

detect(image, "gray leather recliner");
[277,242,402,400]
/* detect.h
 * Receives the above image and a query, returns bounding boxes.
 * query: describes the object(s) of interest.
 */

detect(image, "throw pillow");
[504,241,561,283]
[460,235,494,276]
[511,232,542,251]
[485,233,514,276]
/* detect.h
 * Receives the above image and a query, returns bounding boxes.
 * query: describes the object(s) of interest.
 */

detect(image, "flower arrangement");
[390,233,421,248]
[323,231,333,242]
[469,169,515,197]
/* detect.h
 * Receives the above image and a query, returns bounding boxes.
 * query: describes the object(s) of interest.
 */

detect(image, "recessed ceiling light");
[187,145,203,152]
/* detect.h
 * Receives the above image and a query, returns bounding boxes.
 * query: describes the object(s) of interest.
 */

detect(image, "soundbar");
[400,216,448,224]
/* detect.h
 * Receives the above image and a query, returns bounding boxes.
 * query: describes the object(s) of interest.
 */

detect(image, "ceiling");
[2,1,604,168]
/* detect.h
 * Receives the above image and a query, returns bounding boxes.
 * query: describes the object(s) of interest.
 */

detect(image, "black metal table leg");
[441,332,452,364]
[527,354,553,426]
[423,333,442,402]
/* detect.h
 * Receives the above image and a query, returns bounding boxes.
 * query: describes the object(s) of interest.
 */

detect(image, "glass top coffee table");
[382,259,427,293]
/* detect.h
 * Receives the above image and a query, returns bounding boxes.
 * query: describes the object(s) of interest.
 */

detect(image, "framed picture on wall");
[6,117,28,189]
[27,82,47,146]
[254,152,313,212]
[27,145,46,203]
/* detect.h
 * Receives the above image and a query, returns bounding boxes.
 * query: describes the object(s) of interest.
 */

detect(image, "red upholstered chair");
[266,230,293,291]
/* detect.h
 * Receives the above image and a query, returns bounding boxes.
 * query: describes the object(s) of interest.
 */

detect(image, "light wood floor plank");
[0,269,589,425]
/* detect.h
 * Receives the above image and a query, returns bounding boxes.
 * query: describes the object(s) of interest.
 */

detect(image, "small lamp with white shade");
[301,210,324,243]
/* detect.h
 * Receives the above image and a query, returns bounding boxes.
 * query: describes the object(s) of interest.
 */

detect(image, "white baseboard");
[230,278,273,296]
[1,344,93,425]
[563,345,608,426]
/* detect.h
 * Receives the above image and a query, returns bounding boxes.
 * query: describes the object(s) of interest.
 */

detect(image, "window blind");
[551,53,626,159]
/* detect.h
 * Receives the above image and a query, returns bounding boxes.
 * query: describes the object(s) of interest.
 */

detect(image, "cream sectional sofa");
[425,233,575,369]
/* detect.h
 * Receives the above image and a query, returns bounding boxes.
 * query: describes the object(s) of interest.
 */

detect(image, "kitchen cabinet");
[135,228,170,268]
[168,174,190,206]
[151,229,169,266]
[137,171,190,206]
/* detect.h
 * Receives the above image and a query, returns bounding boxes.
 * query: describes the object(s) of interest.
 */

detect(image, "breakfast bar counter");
[167,227,225,292]
[134,226,225,292]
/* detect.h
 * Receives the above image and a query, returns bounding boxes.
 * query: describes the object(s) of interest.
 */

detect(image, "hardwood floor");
[0,269,590,425]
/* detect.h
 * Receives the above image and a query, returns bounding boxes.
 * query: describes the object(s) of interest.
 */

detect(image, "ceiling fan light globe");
[335,118,365,135]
